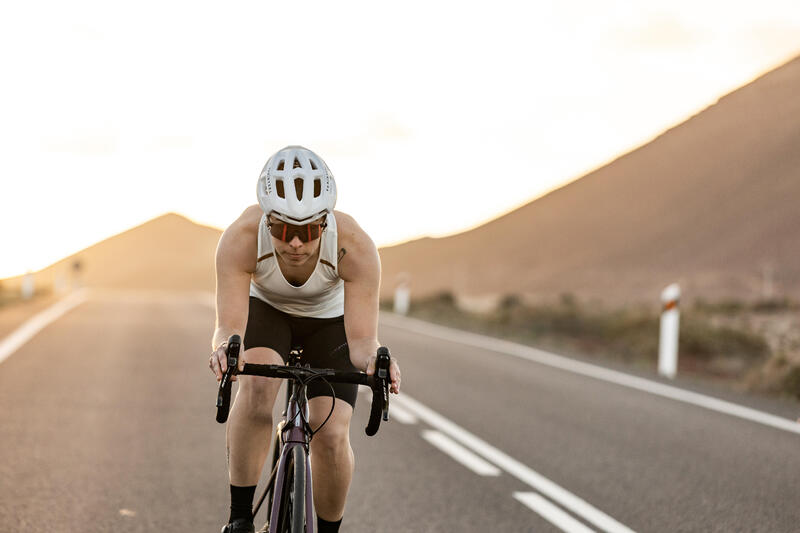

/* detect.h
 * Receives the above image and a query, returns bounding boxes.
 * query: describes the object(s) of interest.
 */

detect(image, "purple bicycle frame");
[268,389,315,533]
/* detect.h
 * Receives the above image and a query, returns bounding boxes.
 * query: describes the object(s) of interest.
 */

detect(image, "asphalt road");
[1,291,799,532]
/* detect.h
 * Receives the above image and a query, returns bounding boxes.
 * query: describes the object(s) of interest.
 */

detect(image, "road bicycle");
[216,335,391,533]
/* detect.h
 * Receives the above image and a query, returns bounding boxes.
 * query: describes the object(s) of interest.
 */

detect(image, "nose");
[288,236,303,248]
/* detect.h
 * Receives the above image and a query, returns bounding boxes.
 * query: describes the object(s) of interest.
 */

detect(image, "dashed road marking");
[394,393,636,533]
[514,492,595,533]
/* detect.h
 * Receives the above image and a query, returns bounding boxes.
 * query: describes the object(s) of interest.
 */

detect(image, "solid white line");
[421,430,501,476]
[394,394,635,533]
[381,313,800,435]
[514,492,596,533]
[0,290,89,365]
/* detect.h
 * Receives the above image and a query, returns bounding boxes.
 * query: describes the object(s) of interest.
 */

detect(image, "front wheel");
[275,445,307,533]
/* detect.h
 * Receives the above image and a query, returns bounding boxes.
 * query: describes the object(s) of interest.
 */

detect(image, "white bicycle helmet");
[257,145,337,224]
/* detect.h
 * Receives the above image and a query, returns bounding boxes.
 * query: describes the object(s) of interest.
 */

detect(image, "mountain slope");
[4,214,222,293]
[379,56,800,305]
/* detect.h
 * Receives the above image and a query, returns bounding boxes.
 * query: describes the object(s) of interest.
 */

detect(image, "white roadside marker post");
[55,271,68,295]
[658,283,681,379]
[393,274,410,316]
[21,272,35,300]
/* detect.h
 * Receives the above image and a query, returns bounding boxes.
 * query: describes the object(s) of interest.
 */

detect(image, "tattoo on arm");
[338,247,347,263]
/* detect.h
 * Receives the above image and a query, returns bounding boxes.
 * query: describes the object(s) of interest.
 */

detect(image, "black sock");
[317,516,342,532]
[229,484,257,523]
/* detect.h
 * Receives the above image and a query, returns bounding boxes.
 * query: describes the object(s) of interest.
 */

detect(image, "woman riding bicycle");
[209,145,401,533]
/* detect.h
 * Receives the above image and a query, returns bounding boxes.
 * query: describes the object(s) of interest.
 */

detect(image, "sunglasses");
[267,219,326,243]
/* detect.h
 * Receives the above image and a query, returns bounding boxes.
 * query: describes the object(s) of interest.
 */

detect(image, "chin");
[284,253,307,263]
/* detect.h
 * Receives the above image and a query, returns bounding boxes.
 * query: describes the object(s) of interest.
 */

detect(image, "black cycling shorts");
[244,296,358,409]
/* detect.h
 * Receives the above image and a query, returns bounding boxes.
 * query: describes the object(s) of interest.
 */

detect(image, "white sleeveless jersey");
[249,213,344,318]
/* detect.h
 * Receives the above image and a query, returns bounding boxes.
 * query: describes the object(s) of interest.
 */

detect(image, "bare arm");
[209,206,261,380]
[337,212,401,393]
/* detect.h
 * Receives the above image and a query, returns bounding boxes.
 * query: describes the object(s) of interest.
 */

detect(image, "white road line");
[388,402,418,424]
[358,388,417,424]
[421,430,501,476]
[0,290,89,365]
[381,313,800,435]
[394,394,636,533]
[514,492,596,533]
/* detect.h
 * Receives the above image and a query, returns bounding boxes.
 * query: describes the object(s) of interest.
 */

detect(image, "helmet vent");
[294,178,304,200]
[276,180,285,199]
[309,159,318,170]
[293,157,302,169]
[314,179,321,198]
[276,159,285,171]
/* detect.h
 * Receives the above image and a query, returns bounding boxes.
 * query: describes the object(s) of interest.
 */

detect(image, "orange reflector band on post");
[663,300,679,311]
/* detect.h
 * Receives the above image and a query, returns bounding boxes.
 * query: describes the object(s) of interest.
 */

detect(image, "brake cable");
[299,372,337,437]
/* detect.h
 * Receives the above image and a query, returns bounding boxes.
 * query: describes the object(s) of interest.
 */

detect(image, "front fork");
[269,388,314,532]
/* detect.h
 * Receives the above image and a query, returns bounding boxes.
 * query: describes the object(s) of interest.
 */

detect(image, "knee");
[243,406,273,426]
[236,378,277,425]
[311,423,351,457]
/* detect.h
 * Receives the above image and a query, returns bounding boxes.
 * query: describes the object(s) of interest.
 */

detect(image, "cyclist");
[209,146,401,533]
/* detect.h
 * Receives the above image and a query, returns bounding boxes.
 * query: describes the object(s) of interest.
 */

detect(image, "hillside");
[379,56,800,306]
[2,213,222,293]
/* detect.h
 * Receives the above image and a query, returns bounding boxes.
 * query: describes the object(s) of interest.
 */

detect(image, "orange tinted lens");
[269,223,322,242]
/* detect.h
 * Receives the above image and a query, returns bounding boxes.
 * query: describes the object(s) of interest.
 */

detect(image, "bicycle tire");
[275,445,307,533]
[289,446,306,532]
[264,427,282,518]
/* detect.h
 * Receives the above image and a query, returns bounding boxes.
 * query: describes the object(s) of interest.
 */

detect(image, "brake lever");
[376,346,390,422]
[215,334,241,423]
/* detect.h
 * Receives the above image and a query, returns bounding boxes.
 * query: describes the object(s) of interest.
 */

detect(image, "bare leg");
[226,347,284,486]
[308,397,354,521]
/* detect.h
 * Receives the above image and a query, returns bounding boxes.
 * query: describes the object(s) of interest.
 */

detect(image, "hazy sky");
[1,1,799,278]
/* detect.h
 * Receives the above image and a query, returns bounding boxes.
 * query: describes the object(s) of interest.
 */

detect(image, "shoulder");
[231,205,263,232]
[222,205,262,242]
[217,205,262,273]
[333,211,380,283]
[333,210,376,254]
